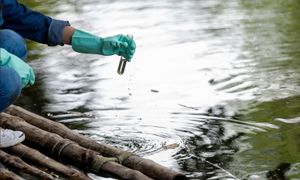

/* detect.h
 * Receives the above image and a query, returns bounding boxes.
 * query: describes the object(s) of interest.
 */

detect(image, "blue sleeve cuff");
[48,19,70,46]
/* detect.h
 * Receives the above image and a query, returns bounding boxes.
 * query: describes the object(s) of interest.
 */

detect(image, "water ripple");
[19,0,300,179]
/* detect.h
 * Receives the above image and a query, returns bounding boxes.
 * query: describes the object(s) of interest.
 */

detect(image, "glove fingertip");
[31,75,35,86]
[130,48,135,54]
[30,77,35,85]
[28,68,35,86]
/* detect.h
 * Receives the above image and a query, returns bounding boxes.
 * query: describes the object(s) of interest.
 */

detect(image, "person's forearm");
[63,27,136,60]
[62,26,76,45]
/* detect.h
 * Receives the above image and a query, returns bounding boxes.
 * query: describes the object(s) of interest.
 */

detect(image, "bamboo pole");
[6,144,90,180]
[6,105,187,180]
[0,167,23,180]
[0,113,152,180]
[0,150,55,180]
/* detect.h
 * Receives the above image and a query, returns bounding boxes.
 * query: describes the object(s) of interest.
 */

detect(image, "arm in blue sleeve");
[2,0,70,46]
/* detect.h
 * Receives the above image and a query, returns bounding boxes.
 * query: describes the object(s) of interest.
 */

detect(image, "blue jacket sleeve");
[1,0,70,46]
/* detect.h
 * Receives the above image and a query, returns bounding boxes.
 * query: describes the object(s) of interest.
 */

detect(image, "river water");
[18,0,300,179]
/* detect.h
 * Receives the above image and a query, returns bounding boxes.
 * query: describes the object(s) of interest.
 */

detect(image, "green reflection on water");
[232,0,300,178]
[235,96,300,178]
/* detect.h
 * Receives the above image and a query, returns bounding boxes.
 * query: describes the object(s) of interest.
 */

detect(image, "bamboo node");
[51,139,75,159]
[92,156,117,172]
[116,152,135,165]
[91,152,135,173]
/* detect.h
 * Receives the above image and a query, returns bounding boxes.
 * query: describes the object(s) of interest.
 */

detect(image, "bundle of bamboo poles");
[0,105,187,180]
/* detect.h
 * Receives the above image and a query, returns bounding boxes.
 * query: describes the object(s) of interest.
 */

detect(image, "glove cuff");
[71,29,103,54]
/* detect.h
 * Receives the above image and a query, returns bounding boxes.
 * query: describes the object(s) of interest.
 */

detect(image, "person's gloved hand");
[72,29,136,61]
[0,48,35,88]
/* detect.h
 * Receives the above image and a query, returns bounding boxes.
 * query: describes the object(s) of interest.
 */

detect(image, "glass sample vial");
[117,35,133,75]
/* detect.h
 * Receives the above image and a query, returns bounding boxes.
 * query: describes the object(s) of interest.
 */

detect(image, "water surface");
[18,0,300,179]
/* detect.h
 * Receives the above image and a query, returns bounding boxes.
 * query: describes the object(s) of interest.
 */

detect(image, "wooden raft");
[0,105,187,180]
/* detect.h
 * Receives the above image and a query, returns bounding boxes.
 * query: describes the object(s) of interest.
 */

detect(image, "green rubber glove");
[0,48,35,88]
[72,29,136,61]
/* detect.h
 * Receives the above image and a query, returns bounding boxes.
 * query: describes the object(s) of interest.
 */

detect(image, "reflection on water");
[17,0,300,179]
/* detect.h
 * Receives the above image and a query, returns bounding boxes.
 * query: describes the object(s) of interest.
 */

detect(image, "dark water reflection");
[17,0,300,179]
